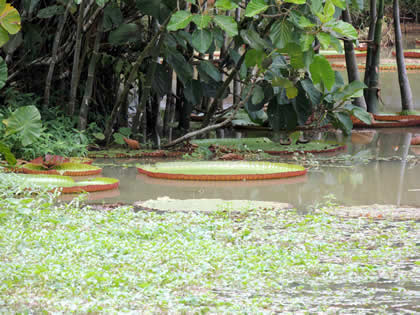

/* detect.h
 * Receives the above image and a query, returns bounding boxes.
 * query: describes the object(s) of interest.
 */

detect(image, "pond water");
[90,128,420,208]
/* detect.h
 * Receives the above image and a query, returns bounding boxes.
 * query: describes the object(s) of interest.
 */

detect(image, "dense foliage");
[0,0,377,154]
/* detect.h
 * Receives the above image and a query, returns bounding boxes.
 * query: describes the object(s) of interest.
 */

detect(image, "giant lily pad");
[88,149,183,159]
[134,197,293,212]
[22,162,102,176]
[7,174,119,193]
[191,138,346,155]
[137,161,307,181]
[392,49,420,58]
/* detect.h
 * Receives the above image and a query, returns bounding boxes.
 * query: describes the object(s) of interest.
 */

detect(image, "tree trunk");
[104,15,171,144]
[78,14,103,131]
[201,53,245,127]
[43,0,72,109]
[393,0,414,111]
[364,0,377,94]
[342,6,367,109]
[68,0,86,116]
[365,0,384,114]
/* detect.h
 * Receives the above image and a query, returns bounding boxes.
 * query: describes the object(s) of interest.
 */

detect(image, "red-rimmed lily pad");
[353,119,420,128]
[392,49,420,58]
[15,174,119,193]
[373,113,420,121]
[134,197,293,212]
[22,162,102,176]
[191,138,346,155]
[320,50,366,58]
[69,157,93,164]
[88,149,183,159]
[137,161,307,181]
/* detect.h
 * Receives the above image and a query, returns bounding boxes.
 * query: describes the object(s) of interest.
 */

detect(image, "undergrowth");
[0,173,418,313]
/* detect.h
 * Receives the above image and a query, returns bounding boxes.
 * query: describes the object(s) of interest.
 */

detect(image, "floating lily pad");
[392,49,420,58]
[353,119,420,128]
[69,157,93,164]
[137,161,307,181]
[191,138,346,155]
[134,197,293,212]
[320,50,366,58]
[8,173,119,193]
[88,149,183,159]
[373,113,420,121]
[22,162,102,176]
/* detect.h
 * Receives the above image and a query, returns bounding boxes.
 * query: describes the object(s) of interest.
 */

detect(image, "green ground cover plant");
[0,173,418,313]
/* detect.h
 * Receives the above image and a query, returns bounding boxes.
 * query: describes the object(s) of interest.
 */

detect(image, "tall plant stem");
[164,83,255,148]
[342,6,367,109]
[78,14,103,131]
[131,22,165,136]
[68,0,87,116]
[393,0,413,110]
[201,53,245,128]
[104,14,172,145]
[364,0,377,91]
[366,0,384,113]
[43,0,72,110]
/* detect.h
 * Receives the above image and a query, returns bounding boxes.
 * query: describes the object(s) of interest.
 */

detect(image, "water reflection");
[94,128,420,207]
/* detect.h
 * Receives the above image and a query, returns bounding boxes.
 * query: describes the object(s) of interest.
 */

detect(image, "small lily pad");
[22,162,102,176]
[134,197,293,212]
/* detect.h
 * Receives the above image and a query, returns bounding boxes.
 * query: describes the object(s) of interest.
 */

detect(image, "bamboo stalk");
[68,0,87,116]
[43,0,73,109]
[78,14,103,131]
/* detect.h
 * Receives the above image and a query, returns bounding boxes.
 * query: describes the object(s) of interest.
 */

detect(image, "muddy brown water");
[88,128,420,208]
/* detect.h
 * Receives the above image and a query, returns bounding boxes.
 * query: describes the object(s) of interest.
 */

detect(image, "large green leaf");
[184,80,203,105]
[198,60,222,82]
[283,43,304,69]
[0,56,7,89]
[333,80,366,102]
[329,112,352,135]
[164,47,193,84]
[240,26,267,50]
[270,20,292,49]
[215,0,239,10]
[213,15,238,37]
[0,4,21,35]
[0,26,8,47]
[324,20,358,40]
[192,14,212,29]
[167,11,193,31]
[0,141,16,166]
[192,29,213,54]
[3,105,42,146]
[36,5,64,19]
[245,0,269,17]
[310,55,335,91]
[108,24,141,45]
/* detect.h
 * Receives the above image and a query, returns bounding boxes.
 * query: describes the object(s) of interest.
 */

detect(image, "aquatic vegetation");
[137,161,307,181]
[392,49,420,58]
[191,138,346,155]
[0,173,119,193]
[331,63,420,71]
[320,50,367,58]
[88,149,183,159]
[22,162,102,176]
[0,179,418,312]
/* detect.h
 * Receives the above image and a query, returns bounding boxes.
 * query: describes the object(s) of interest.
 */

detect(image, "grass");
[0,174,419,313]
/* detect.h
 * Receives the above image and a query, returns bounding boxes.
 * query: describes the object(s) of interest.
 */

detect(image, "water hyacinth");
[0,173,418,313]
